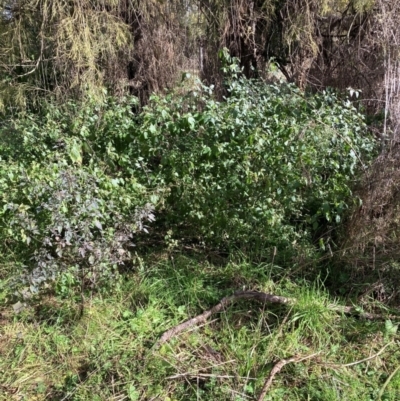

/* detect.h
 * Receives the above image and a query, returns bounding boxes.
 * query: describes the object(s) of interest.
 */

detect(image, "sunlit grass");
[0,255,399,400]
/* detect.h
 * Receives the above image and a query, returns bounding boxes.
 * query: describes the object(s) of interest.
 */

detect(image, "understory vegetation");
[1,69,399,401]
[0,67,374,295]
[2,0,400,400]
[2,257,400,400]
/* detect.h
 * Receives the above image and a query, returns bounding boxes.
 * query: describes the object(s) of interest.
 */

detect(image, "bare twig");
[377,364,400,400]
[324,341,394,368]
[257,353,320,401]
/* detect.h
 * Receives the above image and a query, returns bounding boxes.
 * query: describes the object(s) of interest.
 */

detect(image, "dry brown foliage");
[0,0,193,109]
[344,0,400,272]
[199,1,386,111]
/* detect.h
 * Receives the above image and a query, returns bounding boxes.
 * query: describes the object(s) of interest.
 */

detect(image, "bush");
[133,74,375,250]
[0,98,157,295]
[0,73,376,295]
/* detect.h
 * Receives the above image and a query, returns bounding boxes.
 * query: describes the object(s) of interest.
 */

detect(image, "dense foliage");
[0,68,375,293]
[135,71,374,250]
[1,2,400,400]
[0,0,392,114]
[0,99,157,294]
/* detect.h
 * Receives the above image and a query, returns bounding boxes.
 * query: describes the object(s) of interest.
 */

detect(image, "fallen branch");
[156,291,399,347]
[257,353,320,401]
[157,291,291,346]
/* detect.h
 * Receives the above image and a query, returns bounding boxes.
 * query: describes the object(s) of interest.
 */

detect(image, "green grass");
[1,254,399,400]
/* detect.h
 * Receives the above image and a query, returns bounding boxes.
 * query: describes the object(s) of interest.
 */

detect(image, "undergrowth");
[1,255,399,401]
[0,61,396,401]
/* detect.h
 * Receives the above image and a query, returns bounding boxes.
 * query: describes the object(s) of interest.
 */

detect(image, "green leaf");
[187,116,195,130]
[127,384,139,401]
[385,320,398,337]
[94,221,103,230]
[149,124,157,134]
[69,141,82,165]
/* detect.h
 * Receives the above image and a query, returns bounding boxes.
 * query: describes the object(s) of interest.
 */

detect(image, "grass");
[1,254,400,400]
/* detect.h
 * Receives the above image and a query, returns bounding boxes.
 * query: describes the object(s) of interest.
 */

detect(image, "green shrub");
[133,74,375,250]
[0,98,157,295]
[0,96,141,172]
[0,72,376,294]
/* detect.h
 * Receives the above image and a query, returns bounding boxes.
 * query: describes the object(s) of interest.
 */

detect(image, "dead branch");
[156,291,399,348]
[257,353,320,401]
[157,291,292,346]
